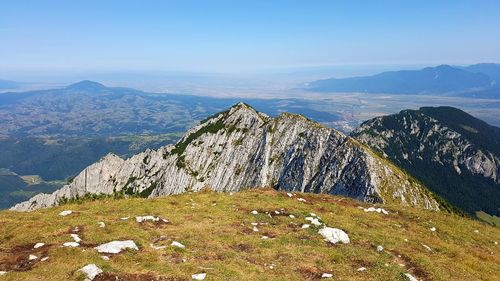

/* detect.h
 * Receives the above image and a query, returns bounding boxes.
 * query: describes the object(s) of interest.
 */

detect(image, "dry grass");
[0,188,499,281]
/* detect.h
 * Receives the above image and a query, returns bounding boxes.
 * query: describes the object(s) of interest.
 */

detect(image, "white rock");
[63,242,80,247]
[310,213,317,217]
[251,222,258,226]
[318,227,350,244]
[33,242,45,249]
[494,241,498,245]
[59,210,72,216]
[171,241,185,249]
[97,222,106,228]
[357,267,367,271]
[297,198,307,202]
[252,226,259,232]
[321,273,333,278]
[95,240,138,254]
[422,244,432,252]
[71,234,82,243]
[430,227,436,232]
[0,271,6,276]
[135,216,160,223]
[301,224,311,229]
[41,257,49,262]
[274,210,280,215]
[261,236,269,239]
[376,245,384,252]
[79,264,103,281]
[250,210,258,215]
[100,256,110,261]
[404,273,419,281]
[192,273,206,280]
[28,254,37,260]
[286,193,293,197]
[289,214,295,219]
[305,217,322,226]
[474,229,479,233]
[120,217,129,220]
[363,207,389,214]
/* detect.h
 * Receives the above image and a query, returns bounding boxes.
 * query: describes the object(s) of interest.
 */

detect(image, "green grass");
[0,189,499,280]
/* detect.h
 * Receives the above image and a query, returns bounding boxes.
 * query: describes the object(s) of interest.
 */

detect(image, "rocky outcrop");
[351,106,500,216]
[12,103,439,211]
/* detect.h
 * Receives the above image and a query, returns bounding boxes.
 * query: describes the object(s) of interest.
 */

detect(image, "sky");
[1,0,500,76]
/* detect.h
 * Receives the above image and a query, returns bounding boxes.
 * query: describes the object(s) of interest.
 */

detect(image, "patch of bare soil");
[94,272,188,281]
[0,243,49,272]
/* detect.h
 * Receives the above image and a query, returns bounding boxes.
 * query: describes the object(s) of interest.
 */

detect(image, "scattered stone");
[289,214,295,219]
[286,193,293,197]
[274,210,280,215]
[97,222,106,228]
[71,233,82,243]
[252,226,259,232]
[0,271,6,276]
[422,244,432,252]
[404,273,419,281]
[120,217,129,220]
[494,241,498,245]
[310,213,317,217]
[79,264,103,281]
[474,229,479,233]
[59,210,73,216]
[63,242,80,247]
[430,227,436,232]
[404,239,409,242]
[301,224,311,229]
[261,236,269,240]
[305,217,322,226]
[297,198,307,202]
[250,210,258,215]
[135,216,160,223]
[357,267,367,271]
[376,245,384,252]
[318,227,350,244]
[321,273,333,278]
[41,257,49,262]
[192,273,206,280]
[171,241,185,249]
[33,242,45,249]
[363,207,389,214]
[95,240,139,254]
[100,256,110,261]
[251,222,258,226]
[28,254,37,260]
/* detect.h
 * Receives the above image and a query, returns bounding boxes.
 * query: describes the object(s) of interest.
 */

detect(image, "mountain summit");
[13,103,440,211]
[66,80,108,91]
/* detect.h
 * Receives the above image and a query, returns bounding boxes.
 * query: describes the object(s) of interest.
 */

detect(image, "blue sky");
[1,0,499,74]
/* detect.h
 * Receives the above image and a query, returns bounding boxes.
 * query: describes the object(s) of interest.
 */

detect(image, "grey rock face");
[12,103,439,211]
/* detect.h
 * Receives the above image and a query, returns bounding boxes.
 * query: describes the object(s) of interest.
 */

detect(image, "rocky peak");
[351,106,500,216]
[13,104,440,211]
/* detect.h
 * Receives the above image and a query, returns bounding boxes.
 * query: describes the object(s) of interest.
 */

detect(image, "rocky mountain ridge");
[12,103,440,211]
[352,106,500,216]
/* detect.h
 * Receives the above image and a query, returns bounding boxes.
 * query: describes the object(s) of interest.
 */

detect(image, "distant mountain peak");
[66,80,107,91]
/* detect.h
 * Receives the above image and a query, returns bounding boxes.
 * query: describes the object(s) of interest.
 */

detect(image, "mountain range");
[307,63,500,98]
[12,103,440,211]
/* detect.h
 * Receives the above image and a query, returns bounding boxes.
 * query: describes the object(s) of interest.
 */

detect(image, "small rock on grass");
[63,242,80,247]
[250,210,258,215]
[171,241,185,249]
[33,242,45,249]
[192,273,206,280]
[357,267,367,271]
[404,273,419,281]
[95,240,138,254]
[97,222,106,228]
[28,254,37,260]
[318,227,350,244]
[0,271,7,276]
[321,273,333,278]
[79,264,103,281]
[376,245,384,252]
[59,210,72,216]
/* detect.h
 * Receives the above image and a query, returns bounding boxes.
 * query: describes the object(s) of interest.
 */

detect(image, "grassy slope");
[0,189,498,281]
